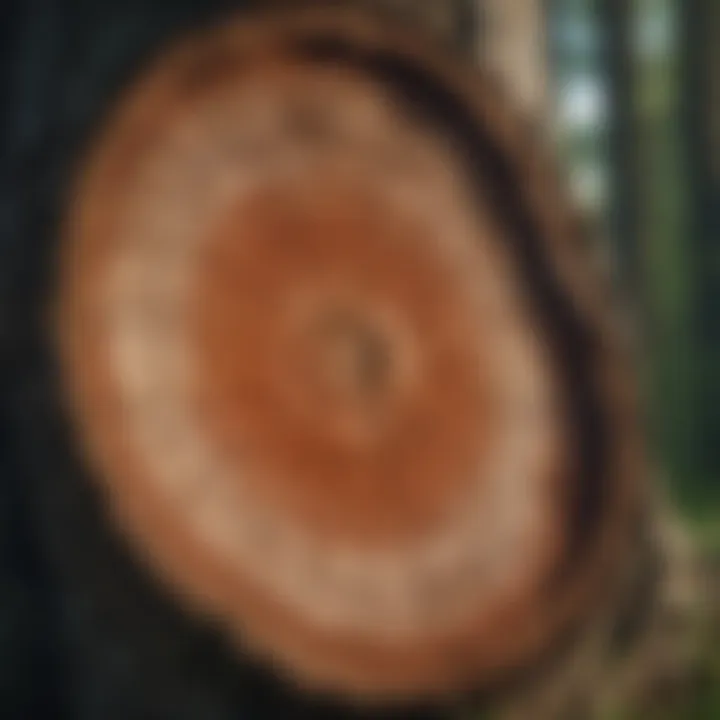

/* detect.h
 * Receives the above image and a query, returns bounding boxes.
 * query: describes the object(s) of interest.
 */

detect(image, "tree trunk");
[1,2,709,719]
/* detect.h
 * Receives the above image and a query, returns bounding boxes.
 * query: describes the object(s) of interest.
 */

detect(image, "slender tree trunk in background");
[681,0,720,502]
[477,0,550,122]
[600,0,643,297]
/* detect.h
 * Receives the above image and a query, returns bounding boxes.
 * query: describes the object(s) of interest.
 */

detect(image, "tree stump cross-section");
[54,4,647,709]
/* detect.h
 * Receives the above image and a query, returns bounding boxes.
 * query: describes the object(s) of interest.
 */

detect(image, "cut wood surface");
[54,4,652,710]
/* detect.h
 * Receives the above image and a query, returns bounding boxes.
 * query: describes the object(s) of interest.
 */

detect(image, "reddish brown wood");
[54,5,647,705]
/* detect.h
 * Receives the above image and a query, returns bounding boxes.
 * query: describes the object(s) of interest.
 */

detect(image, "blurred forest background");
[547,0,718,542]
